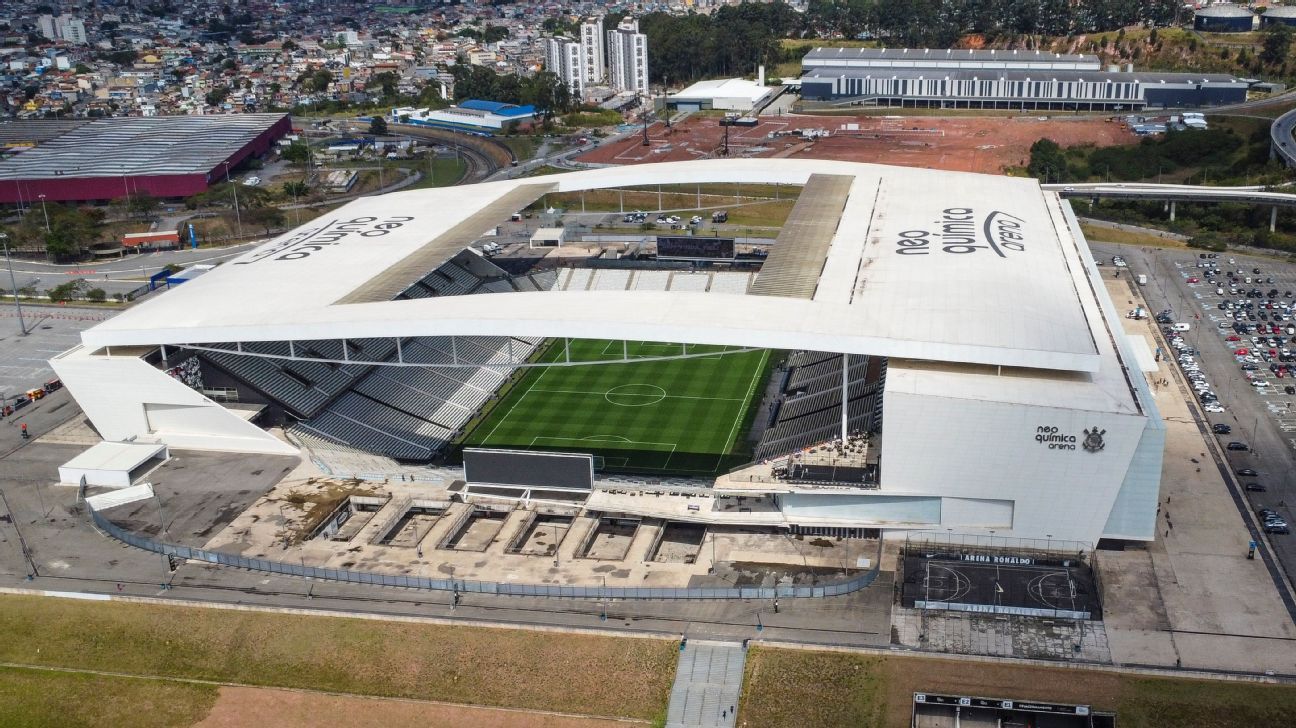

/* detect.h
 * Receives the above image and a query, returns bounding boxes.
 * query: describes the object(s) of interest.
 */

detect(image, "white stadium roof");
[81,159,1104,373]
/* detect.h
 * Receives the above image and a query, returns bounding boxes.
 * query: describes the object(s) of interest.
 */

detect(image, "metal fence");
[89,506,881,600]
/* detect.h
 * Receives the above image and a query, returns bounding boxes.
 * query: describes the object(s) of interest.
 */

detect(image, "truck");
[711,210,728,223]
[1137,273,1148,286]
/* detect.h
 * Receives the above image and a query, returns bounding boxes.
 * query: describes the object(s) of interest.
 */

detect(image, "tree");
[126,192,160,220]
[47,279,86,302]
[86,288,107,303]
[281,142,311,166]
[1262,24,1292,67]
[281,181,310,198]
[1027,138,1068,183]
[369,115,389,136]
[245,206,285,234]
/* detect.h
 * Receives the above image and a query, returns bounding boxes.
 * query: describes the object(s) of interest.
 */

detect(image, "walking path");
[665,640,746,728]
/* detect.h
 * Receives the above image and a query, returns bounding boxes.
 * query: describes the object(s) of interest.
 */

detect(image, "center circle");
[605,384,667,407]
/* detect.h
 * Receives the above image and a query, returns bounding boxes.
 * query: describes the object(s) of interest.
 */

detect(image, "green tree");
[369,115,389,136]
[281,142,311,166]
[1262,24,1292,67]
[245,206,285,234]
[86,288,107,303]
[1027,138,1068,182]
[47,279,86,302]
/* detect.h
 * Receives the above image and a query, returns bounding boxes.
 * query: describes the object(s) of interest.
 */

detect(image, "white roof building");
[668,78,778,112]
[52,159,1163,544]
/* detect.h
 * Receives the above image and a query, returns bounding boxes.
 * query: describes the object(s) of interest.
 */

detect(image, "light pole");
[0,233,28,336]
[222,161,243,239]
[37,195,49,233]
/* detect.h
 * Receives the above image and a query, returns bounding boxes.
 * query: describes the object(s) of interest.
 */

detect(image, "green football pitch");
[459,340,773,477]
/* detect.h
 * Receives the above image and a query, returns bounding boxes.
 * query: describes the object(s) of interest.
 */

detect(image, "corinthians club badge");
[1082,427,1106,453]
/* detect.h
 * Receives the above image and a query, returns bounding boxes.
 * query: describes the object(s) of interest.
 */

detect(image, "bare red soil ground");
[577,114,1134,173]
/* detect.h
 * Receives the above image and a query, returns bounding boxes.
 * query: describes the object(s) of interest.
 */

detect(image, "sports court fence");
[89,505,883,600]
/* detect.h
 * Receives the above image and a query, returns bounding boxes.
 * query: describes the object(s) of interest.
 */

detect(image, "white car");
[1204,404,1226,413]
[1253,380,1270,388]
[243,176,261,187]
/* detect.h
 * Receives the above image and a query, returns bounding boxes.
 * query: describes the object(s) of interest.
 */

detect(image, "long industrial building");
[0,113,291,204]
[799,47,1250,109]
[51,159,1164,546]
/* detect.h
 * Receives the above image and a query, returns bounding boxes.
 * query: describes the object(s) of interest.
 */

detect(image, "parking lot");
[1095,244,1296,578]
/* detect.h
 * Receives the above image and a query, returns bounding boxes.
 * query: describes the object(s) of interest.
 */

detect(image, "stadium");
[52,159,1164,546]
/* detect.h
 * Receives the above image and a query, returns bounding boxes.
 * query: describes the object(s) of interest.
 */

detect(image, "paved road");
[1094,242,1296,595]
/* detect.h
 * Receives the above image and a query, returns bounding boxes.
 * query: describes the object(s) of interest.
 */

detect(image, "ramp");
[665,640,747,728]
[334,182,555,304]
[748,173,853,299]
[84,482,155,511]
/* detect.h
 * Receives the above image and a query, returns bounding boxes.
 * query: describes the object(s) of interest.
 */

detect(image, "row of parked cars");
[1192,256,1290,536]
[0,378,61,418]
[1159,311,1226,414]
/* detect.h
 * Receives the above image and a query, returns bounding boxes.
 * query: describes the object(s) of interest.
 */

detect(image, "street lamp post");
[37,195,50,233]
[0,233,28,336]
[223,161,243,239]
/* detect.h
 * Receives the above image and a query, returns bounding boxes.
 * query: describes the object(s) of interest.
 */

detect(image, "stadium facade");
[0,113,291,204]
[798,47,1249,109]
[52,159,1164,546]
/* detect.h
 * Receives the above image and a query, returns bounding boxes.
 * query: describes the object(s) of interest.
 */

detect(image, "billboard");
[656,236,735,261]
[463,448,595,491]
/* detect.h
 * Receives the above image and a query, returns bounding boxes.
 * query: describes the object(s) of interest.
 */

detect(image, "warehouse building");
[390,100,536,135]
[1261,5,1296,27]
[801,47,1103,73]
[667,76,780,112]
[0,113,291,205]
[800,67,1250,109]
[1194,4,1256,32]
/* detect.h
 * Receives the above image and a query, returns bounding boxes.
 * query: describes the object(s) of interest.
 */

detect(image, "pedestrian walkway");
[665,639,746,728]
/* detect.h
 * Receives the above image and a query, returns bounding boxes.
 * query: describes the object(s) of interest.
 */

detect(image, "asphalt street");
[1094,242,1296,595]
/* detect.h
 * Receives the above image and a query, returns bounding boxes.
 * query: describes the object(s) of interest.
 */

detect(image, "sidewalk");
[1099,274,1296,675]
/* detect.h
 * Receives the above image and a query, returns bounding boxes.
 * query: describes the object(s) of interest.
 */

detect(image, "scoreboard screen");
[656,236,735,260]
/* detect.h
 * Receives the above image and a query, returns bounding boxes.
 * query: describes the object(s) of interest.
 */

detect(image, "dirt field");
[193,687,639,728]
[579,115,1134,174]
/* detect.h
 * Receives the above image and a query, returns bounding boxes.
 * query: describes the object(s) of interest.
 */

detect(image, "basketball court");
[901,553,1102,620]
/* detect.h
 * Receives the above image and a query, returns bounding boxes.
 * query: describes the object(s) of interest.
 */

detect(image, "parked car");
[1227,442,1249,451]
[1238,468,1259,477]
[1245,483,1267,492]
[1213,424,1232,434]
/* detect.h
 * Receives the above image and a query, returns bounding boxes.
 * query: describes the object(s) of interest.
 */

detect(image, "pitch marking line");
[716,349,770,471]
[528,387,744,403]
[529,435,679,470]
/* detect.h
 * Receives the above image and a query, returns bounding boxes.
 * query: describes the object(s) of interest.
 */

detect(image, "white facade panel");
[782,493,941,525]
[880,389,1146,544]
[50,347,297,456]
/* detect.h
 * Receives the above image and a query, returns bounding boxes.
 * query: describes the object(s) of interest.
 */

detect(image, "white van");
[1172,323,1191,332]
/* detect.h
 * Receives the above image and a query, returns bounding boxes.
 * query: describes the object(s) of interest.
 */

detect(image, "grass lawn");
[0,595,677,721]
[501,136,537,162]
[740,647,1296,728]
[0,666,218,728]
[400,156,469,190]
[1080,222,1186,249]
[460,339,772,476]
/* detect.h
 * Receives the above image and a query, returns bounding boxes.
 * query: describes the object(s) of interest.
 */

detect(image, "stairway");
[665,640,747,728]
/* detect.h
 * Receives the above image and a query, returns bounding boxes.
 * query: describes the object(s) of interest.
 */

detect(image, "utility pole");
[223,161,242,239]
[38,195,50,232]
[0,233,28,336]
